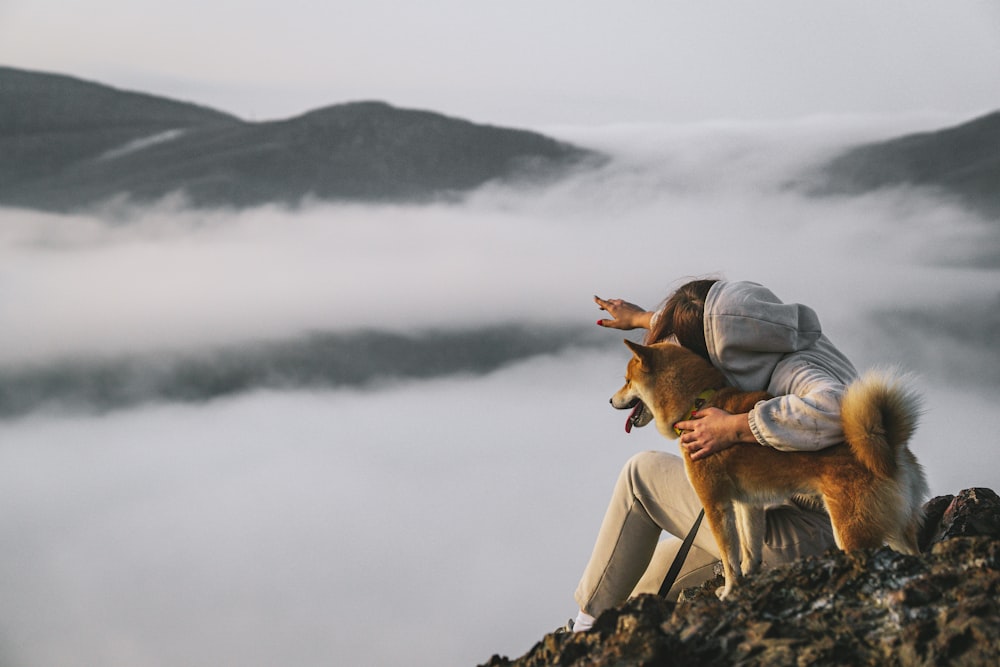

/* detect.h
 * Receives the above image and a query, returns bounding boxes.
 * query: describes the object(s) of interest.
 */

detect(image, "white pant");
[575,450,835,615]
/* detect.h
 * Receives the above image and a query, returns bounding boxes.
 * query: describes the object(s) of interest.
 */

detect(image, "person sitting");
[570,278,855,632]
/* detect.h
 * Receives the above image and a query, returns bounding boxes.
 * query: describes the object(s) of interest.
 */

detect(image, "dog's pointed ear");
[623,339,653,370]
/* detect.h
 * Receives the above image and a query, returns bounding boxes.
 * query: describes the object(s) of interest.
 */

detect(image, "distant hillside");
[0,67,597,211]
[0,324,611,419]
[0,66,240,195]
[809,110,1000,216]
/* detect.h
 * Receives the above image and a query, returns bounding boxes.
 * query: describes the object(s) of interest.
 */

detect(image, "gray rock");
[483,488,1000,667]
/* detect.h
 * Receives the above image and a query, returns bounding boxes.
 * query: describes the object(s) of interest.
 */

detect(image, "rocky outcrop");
[483,488,1000,667]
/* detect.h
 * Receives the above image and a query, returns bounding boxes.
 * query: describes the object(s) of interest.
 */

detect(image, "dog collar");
[674,389,717,436]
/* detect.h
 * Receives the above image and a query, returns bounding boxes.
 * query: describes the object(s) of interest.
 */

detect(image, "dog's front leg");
[704,503,742,600]
[735,502,765,577]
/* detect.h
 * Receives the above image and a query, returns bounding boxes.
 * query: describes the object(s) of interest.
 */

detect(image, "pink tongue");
[625,405,641,434]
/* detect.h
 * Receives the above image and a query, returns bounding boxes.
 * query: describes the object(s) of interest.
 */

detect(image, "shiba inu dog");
[610,340,928,599]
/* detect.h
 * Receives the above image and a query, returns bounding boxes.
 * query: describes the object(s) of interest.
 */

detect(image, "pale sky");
[2,1,999,127]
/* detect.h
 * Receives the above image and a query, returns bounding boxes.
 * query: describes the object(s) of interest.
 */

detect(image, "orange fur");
[610,341,929,599]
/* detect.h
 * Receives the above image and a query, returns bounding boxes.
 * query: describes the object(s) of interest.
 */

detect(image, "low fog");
[1,116,998,666]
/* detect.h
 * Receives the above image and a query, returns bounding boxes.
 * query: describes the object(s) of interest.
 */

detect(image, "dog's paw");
[715,585,733,601]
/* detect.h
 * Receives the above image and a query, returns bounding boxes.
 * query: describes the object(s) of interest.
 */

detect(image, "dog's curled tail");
[841,369,922,479]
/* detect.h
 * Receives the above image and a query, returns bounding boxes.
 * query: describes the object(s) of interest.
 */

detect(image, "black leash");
[657,508,705,597]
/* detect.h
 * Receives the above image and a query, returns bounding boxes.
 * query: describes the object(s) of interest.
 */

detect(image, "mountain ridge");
[806,109,1000,215]
[0,65,239,132]
[0,324,611,420]
[0,67,596,211]
[3,66,998,214]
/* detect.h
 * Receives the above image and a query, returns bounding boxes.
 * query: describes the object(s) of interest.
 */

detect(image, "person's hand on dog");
[676,407,749,460]
[594,296,654,330]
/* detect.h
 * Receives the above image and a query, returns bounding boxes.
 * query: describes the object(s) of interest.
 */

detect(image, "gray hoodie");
[702,281,857,452]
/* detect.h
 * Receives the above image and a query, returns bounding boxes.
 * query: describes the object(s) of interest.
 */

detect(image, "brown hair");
[645,279,718,360]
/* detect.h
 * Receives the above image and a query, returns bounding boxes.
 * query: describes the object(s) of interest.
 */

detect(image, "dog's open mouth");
[625,399,646,434]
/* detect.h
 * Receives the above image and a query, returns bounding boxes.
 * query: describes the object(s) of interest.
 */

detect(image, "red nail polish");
[597,320,604,326]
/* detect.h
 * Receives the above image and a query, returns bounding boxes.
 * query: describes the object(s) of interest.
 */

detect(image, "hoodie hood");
[703,281,824,391]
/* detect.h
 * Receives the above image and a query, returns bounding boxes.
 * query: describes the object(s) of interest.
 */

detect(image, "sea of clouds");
[1,114,998,666]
